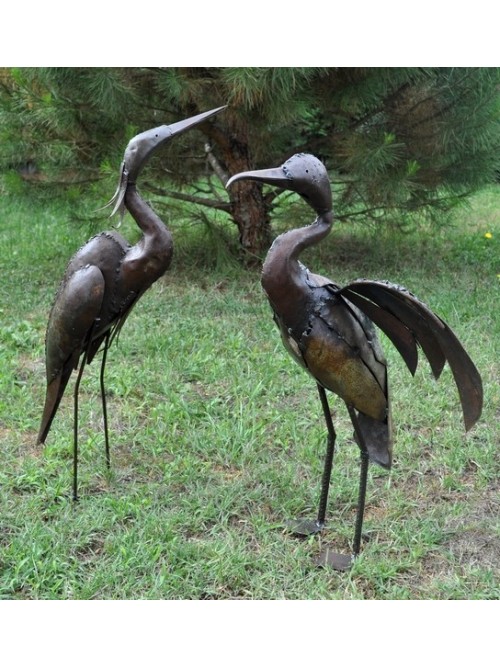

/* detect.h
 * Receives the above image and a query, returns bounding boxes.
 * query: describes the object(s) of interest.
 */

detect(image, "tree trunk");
[229,178,271,262]
[204,114,273,262]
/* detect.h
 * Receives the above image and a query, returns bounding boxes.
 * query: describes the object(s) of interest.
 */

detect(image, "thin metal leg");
[72,324,97,502]
[353,451,369,555]
[289,384,336,536]
[314,406,370,571]
[316,384,336,527]
[347,406,370,556]
[73,354,87,502]
[100,332,111,470]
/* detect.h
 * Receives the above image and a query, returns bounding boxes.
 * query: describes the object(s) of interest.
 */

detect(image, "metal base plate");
[286,519,324,537]
[314,548,353,571]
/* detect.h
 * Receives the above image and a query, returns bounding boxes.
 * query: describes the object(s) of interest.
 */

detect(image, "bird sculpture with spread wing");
[227,153,482,569]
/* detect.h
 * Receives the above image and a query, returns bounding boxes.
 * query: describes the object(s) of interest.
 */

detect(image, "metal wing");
[37,265,105,444]
[336,279,483,431]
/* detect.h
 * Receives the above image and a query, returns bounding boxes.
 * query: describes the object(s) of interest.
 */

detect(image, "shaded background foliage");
[1,67,499,258]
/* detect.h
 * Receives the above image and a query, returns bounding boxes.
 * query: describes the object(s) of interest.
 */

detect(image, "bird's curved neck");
[261,211,333,329]
[125,184,173,256]
[118,184,173,293]
[288,211,333,260]
[125,184,167,236]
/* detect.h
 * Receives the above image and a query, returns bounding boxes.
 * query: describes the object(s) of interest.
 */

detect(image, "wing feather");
[338,279,483,431]
[338,289,419,376]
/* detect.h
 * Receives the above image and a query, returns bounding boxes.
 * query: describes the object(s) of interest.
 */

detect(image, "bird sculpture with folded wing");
[38,106,226,500]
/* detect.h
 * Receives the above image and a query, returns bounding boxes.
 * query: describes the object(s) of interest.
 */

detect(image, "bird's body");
[262,220,392,469]
[227,152,482,569]
[37,106,226,498]
[37,185,173,446]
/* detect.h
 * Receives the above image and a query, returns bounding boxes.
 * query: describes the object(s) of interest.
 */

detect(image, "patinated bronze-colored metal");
[38,106,226,500]
[227,152,483,569]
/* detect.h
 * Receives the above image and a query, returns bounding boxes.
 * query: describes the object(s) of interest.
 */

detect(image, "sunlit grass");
[0,187,498,599]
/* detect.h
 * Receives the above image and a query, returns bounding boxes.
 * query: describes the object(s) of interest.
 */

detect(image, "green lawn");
[0,187,498,599]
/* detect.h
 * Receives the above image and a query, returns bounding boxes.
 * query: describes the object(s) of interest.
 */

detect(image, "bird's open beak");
[105,105,226,219]
[226,166,292,191]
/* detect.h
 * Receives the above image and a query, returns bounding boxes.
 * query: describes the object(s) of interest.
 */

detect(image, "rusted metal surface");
[227,152,483,569]
[38,106,226,499]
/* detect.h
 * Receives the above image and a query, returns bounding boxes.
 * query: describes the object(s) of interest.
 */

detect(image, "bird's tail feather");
[37,368,72,445]
[349,405,393,469]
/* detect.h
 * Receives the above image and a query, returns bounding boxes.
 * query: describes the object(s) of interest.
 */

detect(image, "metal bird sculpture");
[38,106,226,500]
[227,153,483,570]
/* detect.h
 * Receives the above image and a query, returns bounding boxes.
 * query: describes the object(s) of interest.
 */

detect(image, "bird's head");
[106,105,226,218]
[226,153,332,215]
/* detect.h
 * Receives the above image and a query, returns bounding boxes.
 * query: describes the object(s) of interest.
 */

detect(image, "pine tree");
[310,68,500,227]
[1,67,499,258]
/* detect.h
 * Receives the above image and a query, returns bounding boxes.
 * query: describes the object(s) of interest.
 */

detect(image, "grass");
[0,186,499,600]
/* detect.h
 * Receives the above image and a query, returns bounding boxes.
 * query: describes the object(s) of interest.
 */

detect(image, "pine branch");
[142,182,231,212]
[336,190,471,222]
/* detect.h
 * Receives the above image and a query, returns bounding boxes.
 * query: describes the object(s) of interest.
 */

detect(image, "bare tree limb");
[143,182,231,212]
[204,142,229,185]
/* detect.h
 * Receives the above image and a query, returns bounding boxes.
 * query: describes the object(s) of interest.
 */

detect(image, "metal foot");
[286,518,324,536]
[314,548,354,571]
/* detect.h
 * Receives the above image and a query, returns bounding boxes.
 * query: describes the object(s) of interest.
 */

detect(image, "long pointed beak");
[166,105,226,138]
[104,105,226,219]
[226,166,291,191]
